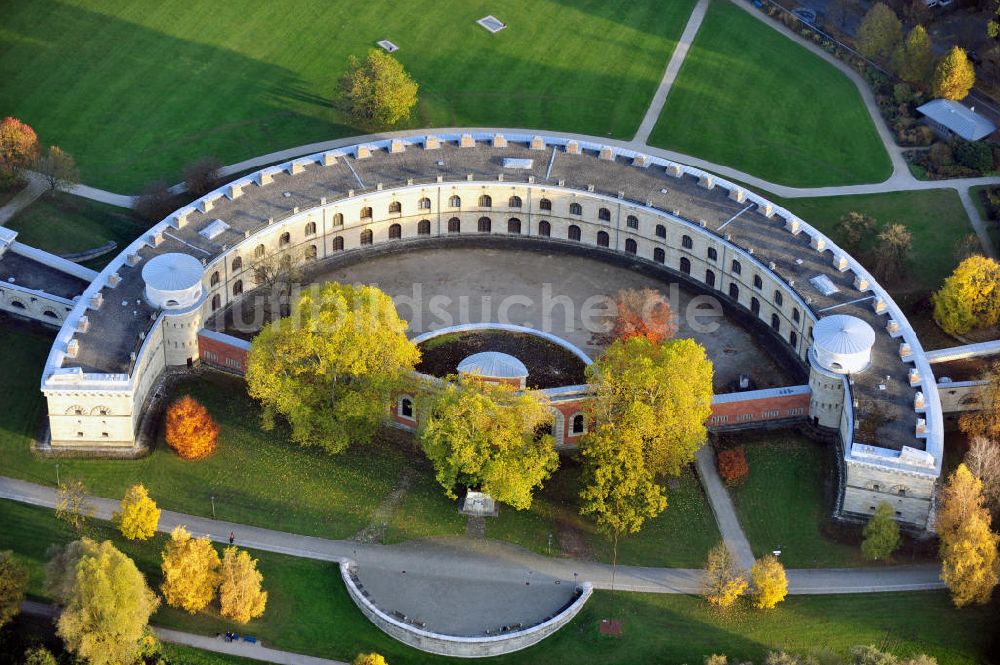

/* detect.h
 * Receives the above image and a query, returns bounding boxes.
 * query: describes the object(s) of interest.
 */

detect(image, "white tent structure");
[142,253,204,310]
[811,314,876,375]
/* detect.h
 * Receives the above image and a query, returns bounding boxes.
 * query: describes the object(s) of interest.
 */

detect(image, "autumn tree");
[252,248,306,320]
[862,501,901,561]
[834,212,877,256]
[953,234,983,263]
[857,3,902,58]
[871,223,912,284]
[339,49,419,128]
[750,555,787,609]
[22,647,57,665]
[113,484,161,541]
[182,157,223,196]
[702,543,748,608]
[0,117,39,186]
[604,288,677,345]
[55,480,94,533]
[936,464,1000,607]
[165,395,219,460]
[965,436,1000,518]
[34,145,79,193]
[44,538,159,665]
[894,25,934,86]
[959,366,1000,440]
[160,526,221,614]
[587,336,713,478]
[933,256,1000,336]
[717,447,749,486]
[247,282,420,455]
[417,375,558,510]
[354,654,389,665]
[0,551,27,629]
[933,46,976,101]
[219,546,268,624]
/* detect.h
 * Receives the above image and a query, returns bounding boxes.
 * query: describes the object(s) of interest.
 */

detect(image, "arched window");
[233,280,243,296]
[306,244,318,260]
[232,256,242,271]
[571,414,585,435]
[627,215,639,230]
[399,397,414,419]
[625,238,637,254]
[508,218,522,234]
[706,269,716,287]
[792,308,800,323]
[361,229,373,245]
[753,274,763,289]
[774,290,783,307]
[539,198,552,211]
[751,297,761,316]
[333,236,344,251]
[478,217,492,233]
[597,231,610,247]
[790,331,798,348]
[418,197,431,210]
[418,219,431,235]
[304,221,317,236]
[279,232,290,247]
[254,244,265,258]
[450,195,461,207]
[333,212,344,226]
[569,202,582,216]
[682,235,693,249]
[448,217,461,233]
[389,201,402,215]
[360,206,373,220]
[707,247,718,261]
[654,247,665,263]
[509,196,522,208]
[655,224,666,238]
[211,294,221,311]
[538,220,551,237]
[598,207,611,221]
[568,225,582,241]
[729,283,739,300]
[389,223,402,239]
[479,194,492,208]
[731,259,742,275]
[210,271,220,286]
[771,313,780,331]
[9,300,24,309]
[680,257,691,274]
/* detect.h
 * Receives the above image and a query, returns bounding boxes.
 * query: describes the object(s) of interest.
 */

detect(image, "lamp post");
[211,496,216,519]
[55,463,60,487]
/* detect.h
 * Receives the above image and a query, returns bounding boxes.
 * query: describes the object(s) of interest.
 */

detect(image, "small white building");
[917,99,997,141]
[141,253,204,310]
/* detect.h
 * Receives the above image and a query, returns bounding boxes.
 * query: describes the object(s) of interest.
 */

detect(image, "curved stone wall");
[340,560,593,658]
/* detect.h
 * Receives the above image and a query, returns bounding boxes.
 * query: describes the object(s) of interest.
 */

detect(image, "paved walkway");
[632,0,711,144]
[694,446,755,570]
[19,601,348,665]
[0,172,46,226]
[0,476,944,597]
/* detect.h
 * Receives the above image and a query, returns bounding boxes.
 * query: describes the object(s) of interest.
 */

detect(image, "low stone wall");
[340,560,592,658]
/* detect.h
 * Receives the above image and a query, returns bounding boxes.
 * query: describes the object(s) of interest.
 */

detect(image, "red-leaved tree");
[165,396,220,460]
[606,288,677,344]
[0,117,39,186]
[717,447,749,486]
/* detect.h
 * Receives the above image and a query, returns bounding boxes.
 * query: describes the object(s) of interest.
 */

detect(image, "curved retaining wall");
[340,560,593,658]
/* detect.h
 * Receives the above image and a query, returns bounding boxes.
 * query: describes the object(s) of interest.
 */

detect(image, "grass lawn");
[1,0,696,192]
[5,193,146,270]
[727,432,864,568]
[649,1,890,187]
[1,499,993,665]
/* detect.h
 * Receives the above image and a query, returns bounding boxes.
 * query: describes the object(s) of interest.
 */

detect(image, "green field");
[649,1,890,186]
[2,499,993,665]
[1,0,696,191]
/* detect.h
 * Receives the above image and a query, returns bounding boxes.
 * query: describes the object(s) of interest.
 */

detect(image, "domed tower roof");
[457,351,528,380]
[141,252,204,310]
[811,314,876,375]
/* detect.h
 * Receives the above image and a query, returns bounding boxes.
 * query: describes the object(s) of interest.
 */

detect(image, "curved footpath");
[0,476,943,595]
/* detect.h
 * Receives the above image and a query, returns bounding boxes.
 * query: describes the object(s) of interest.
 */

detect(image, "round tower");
[141,252,206,366]
[808,314,876,428]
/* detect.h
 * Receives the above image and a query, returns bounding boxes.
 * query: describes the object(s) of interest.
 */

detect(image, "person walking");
[229,531,235,545]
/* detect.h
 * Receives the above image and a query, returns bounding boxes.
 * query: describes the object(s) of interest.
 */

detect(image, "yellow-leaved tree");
[932,46,976,101]
[750,555,788,609]
[933,255,1000,336]
[247,282,420,455]
[160,526,221,614]
[417,375,558,510]
[702,543,748,608]
[354,654,389,665]
[113,484,161,541]
[936,464,1000,607]
[219,546,268,624]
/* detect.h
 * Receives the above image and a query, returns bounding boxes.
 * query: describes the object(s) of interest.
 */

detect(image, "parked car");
[791,7,817,24]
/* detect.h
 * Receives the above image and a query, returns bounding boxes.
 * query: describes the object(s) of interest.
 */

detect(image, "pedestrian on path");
[229,531,235,545]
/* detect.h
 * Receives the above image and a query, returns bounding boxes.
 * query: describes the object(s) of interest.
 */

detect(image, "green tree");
[834,212,877,256]
[44,538,159,665]
[894,25,934,85]
[871,223,912,283]
[933,255,1000,336]
[933,46,976,101]
[862,502,901,561]
[339,49,419,128]
[160,526,221,614]
[0,551,27,629]
[702,543,748,608]
[417,375,558,510]
[857,3,902,58]
[247,282,420,454]
[22,647,58,665]
[113,484,161,541]
[586,336,713,478]
[936,464,1000,607]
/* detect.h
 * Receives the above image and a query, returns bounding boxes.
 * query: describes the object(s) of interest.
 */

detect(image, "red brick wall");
[708,391,810,427]
[197,333,249,375]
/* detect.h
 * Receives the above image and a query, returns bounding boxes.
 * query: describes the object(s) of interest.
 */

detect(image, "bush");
[718,447,749,486]
[182,157,223,196]
[133,180,175,224]
[952,139,994,173]
[928,142,954,169]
